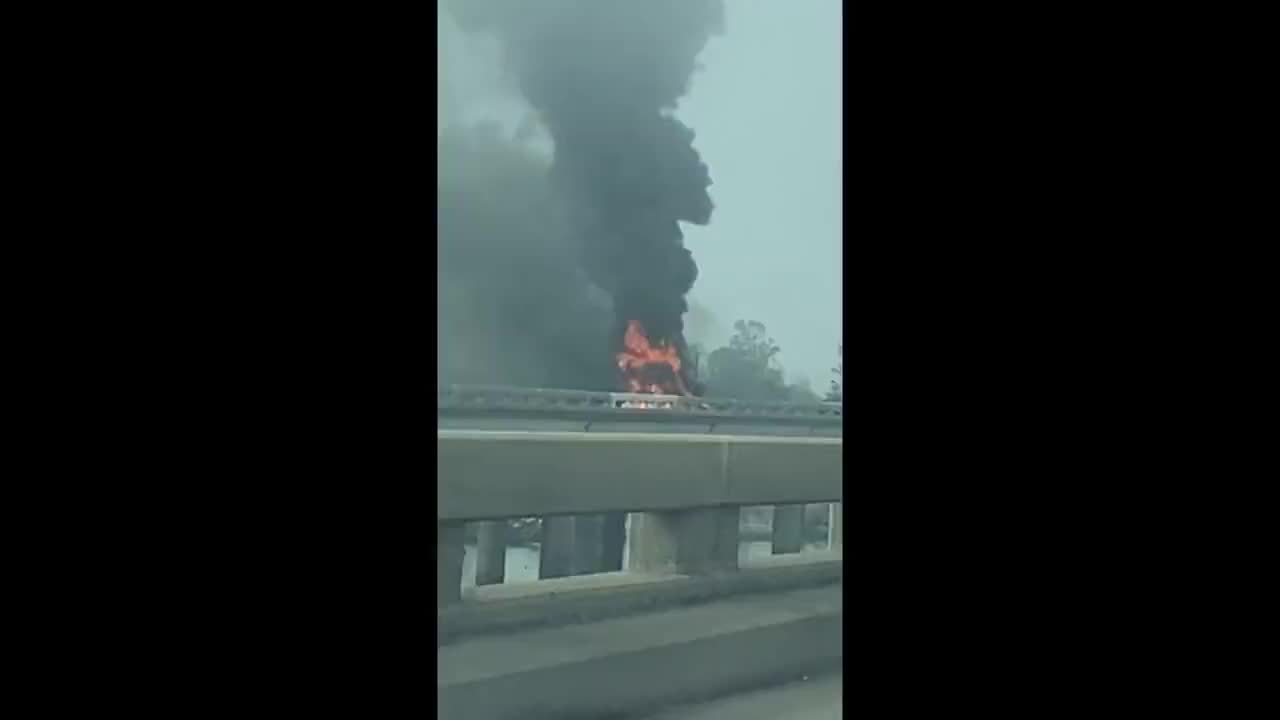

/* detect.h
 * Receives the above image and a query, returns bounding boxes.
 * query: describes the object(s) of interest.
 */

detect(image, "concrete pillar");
[539,516,577,579]
[577,514,607,573]
[628,507,739,575]
[600,512,627,572]
[438,521,465,606]
[685,507,741,574]
[539,515,606,578]
[830,502,843,549]
[627,512,678,573]
[772,504,805,554]
[475,521,507,586]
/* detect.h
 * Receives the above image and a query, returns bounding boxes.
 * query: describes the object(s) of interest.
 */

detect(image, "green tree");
[786,377,823,404]
[704,320,789,402]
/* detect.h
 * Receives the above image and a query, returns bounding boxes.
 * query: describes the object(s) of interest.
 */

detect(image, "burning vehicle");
[612,318,717,411]
[615,319,693,397]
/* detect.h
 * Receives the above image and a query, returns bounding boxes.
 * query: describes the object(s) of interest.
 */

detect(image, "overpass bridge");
[437,386,843,719]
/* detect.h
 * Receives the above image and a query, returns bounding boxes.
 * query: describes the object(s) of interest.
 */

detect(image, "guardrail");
[437,429,843,643]
[437,385,843,435]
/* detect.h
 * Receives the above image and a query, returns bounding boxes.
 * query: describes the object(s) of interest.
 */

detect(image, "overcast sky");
[678,1,842,390]
[439,1,843,391]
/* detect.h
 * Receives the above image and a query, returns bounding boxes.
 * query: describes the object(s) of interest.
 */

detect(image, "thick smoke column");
[447,0,724,392]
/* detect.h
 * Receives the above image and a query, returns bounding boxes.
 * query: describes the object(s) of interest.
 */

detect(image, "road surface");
[642,672,842,719]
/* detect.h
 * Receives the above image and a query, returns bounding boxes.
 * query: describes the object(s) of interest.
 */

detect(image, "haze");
[438,1,842,392]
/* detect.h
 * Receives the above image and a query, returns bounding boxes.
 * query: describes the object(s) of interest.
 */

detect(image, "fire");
[615,320,691,396]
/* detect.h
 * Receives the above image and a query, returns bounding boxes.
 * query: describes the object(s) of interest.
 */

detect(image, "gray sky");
[678,1,842,390]
[439,0,843,392]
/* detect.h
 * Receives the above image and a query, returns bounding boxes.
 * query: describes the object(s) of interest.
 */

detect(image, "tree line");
[694,319,841,404]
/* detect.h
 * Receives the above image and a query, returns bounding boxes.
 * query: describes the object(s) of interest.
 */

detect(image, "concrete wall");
[438,431,842,522]
[437,429,845,717]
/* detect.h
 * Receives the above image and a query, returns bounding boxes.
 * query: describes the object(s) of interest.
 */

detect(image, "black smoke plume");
[445,0,724,393]
[437,125,617,390]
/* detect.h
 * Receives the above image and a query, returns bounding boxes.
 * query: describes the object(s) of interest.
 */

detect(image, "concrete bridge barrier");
[437,427,843,718]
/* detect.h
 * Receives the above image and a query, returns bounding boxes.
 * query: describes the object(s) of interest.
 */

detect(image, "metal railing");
[437,385,843,434]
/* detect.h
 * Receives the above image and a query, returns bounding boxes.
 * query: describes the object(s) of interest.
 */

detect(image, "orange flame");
[616,320,691,396]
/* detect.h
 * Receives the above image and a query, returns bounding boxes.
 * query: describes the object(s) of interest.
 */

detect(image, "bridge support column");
[539,517,575,579]
[437,521,465,606]
[540,516,605,579]
[475,521,507,586]
[600,512,627,572]
[574,514,605,574]
[772,504,805,554]
[628,507,739,575]
[831,502,842,548]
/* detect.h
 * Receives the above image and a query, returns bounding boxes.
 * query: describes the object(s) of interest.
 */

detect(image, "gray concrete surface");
[642,671,842,719]
[437,431,842,521]
[438,584,842,719]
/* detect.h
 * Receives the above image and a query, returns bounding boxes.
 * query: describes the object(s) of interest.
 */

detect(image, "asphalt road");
[643,672,842,720]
